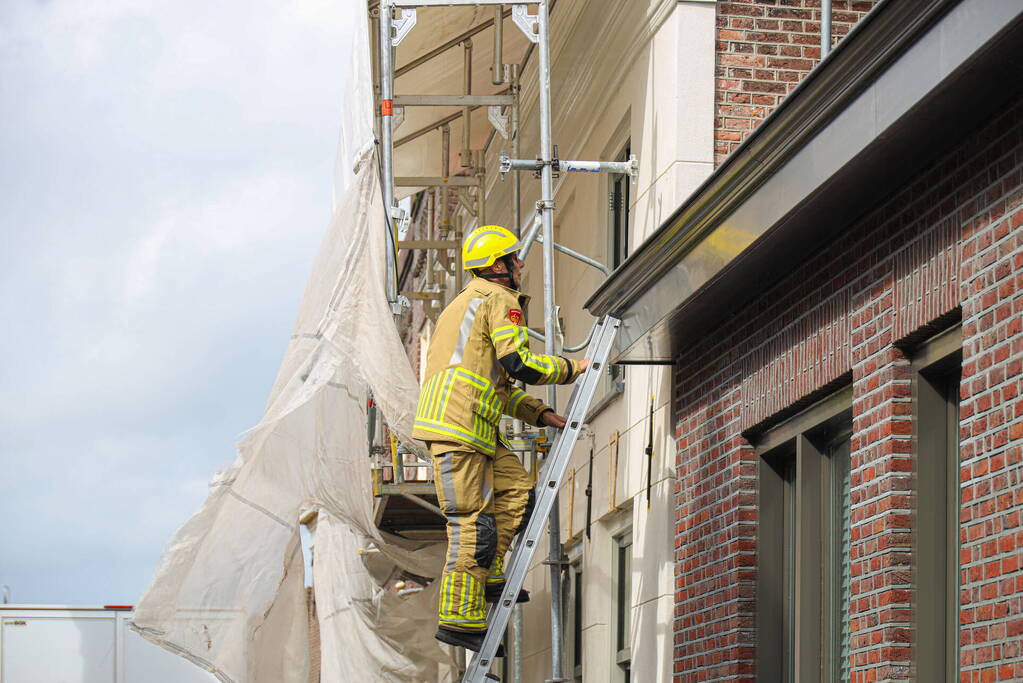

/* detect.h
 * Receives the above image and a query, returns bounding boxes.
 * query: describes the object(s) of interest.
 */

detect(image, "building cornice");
[584,0,962,317]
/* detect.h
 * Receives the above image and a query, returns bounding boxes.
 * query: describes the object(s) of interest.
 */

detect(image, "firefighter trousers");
[432,444,535,632]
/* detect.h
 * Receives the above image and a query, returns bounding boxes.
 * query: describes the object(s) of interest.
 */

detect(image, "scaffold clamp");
[511,4,540,43]
[391,8,417,46]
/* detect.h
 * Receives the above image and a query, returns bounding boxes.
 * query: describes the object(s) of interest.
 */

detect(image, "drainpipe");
[821,0,832,57]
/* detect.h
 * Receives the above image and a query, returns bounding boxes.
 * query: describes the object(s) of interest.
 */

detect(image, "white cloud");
[0,0,353,604]
[122,167,314,303]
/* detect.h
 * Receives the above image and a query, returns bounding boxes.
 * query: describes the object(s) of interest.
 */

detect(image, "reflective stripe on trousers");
[432,445,533,630]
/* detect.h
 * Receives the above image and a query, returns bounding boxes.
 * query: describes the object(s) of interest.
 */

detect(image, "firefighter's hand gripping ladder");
[462,315,621,683]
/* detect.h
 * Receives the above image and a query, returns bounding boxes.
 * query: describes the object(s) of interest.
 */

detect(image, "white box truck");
[0,605,218,683]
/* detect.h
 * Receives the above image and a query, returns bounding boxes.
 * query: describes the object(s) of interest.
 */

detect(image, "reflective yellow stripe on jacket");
[414,368,503,452]
[412,278,580,455]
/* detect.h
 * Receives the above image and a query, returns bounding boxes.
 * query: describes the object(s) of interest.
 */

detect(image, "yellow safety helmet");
[462,225,522,270]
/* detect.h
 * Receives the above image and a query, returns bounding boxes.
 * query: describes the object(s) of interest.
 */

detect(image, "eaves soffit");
[584,0,1023,362]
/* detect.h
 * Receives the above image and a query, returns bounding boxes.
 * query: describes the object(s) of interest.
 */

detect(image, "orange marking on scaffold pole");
[381,99,393,116]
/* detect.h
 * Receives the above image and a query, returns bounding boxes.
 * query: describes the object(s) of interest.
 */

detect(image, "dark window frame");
[571,561,583,682]
[587,138,631,419]
[910,325,961,683]
[754,386,854,683]
[609,141,631,271]
[613,529,633,680]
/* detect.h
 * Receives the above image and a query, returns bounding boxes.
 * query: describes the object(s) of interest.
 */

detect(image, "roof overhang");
[585,0,1023,364]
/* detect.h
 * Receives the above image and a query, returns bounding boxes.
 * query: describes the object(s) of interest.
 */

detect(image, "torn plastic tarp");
[131,1,455,680]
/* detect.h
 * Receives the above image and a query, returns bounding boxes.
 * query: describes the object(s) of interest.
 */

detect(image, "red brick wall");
[714,0,878,165]
[673,99,1023,682]
[958,117,1023,680]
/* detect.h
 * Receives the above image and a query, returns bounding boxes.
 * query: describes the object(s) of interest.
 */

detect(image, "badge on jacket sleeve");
[508,309,523,325]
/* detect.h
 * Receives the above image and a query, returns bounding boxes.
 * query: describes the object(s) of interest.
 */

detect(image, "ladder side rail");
[462,316,620,682]
[504,317,614,577]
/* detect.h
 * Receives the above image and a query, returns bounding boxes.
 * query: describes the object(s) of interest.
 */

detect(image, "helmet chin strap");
[474,254,519,290]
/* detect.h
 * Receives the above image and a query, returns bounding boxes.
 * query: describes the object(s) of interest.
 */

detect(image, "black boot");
[484,582,530,604]
[435,626,506,657]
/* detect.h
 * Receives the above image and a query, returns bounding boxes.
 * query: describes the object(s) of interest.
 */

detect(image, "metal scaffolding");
[373,2,637,680]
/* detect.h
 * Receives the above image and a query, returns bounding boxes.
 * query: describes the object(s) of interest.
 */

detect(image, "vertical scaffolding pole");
[492,5,505,86]
[462,40,473,166]
[821,0,832,57]
[441,124,451,232]
[509,57,524,683]
[536,2,566,680]
[511,60,527,683]
[379,1,398,308]
[510,64,521,237]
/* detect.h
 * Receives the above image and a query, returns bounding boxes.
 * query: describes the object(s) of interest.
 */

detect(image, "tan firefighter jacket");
[413,277,583,455]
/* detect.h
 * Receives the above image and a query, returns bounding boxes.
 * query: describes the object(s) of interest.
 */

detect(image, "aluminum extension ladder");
[462,315,621,683]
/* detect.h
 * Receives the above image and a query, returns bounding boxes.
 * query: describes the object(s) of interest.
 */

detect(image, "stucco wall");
[476,1,717,681]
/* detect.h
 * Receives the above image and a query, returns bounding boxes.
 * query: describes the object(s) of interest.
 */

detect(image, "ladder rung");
[398,240,461,250]
[378,483,435,495]
[395,176,480,187]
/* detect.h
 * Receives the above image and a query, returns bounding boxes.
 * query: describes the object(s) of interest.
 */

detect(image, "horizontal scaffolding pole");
[395,175,479,186]
[398,239,461,249]
[394,87,510,147]
[500,153,639,176]
[400,493,443,516]
[379,483,436,496]
[536,233,612,276]
[396,111,466,146]
[560,159,636,174]
[393,0,512,6]
[394,94,514,106]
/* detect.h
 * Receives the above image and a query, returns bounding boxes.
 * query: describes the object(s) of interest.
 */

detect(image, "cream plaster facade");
[478,2,716,680]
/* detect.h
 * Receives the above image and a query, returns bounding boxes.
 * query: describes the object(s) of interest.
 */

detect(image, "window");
[609,141,631,270]
[755,387,853,683]
[614,531,632,681]
[589,139,631,411]
[911,326,961,683]
[570,562,583,682]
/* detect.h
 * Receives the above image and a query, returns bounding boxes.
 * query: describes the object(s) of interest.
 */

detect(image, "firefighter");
[414,224,589,653]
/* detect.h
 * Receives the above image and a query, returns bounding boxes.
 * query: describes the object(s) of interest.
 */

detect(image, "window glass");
[755,390,853,683]
[830,436,852,683]
[914,336,962,683]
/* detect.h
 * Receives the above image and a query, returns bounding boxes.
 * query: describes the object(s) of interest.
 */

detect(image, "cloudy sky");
[0,0,352,604]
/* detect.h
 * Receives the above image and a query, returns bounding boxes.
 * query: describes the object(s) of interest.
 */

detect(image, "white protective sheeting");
[132,2,456,680]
